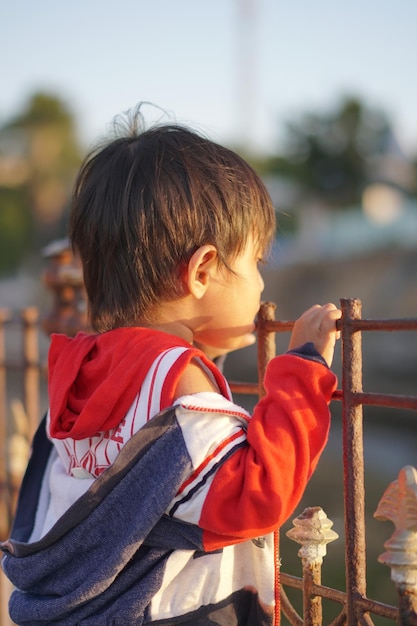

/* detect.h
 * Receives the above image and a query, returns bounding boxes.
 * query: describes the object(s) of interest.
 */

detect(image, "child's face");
[193,237,265,353]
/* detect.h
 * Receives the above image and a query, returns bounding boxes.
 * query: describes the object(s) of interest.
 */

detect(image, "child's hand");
[288,303,341,367]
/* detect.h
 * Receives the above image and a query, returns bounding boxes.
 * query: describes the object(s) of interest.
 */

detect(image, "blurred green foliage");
[0,187,32,273]
[252,95,417,208]
[0,92,82,274]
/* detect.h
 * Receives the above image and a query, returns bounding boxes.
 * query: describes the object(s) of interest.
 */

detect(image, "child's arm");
[170,303,340,549]
[197,351,336,549]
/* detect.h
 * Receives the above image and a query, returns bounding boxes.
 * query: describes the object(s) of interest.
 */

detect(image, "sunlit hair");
[69,107,276,332]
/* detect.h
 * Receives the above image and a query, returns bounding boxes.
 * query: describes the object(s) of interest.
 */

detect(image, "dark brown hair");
[69,113,276,332]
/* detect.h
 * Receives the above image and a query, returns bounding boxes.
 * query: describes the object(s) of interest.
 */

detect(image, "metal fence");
[1,296,417,625]
[0,307,47,626]
[255,299,417,626]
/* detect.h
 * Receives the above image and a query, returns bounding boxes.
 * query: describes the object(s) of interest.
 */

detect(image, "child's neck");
[148,320,194,344]
[138,295,201,346]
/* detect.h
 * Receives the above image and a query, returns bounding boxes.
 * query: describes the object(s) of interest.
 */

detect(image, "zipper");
[274,528,281,625]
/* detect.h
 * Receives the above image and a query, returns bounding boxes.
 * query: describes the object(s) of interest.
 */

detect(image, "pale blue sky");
[2,0,417,155]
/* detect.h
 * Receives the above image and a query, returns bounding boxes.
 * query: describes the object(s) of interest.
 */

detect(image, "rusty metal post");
[21,307,40,439]
[0,308,11,540]
[286,507,339,625]
[340,298,368,624]
[375,465,417,625]
[256,301,280,622]
[42,239,89,337]
[1,568,13,626]
[8,399,31,524]
[256,302,277,398]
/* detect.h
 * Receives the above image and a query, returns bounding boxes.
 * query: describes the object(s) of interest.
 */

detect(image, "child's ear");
[186,245,218,299]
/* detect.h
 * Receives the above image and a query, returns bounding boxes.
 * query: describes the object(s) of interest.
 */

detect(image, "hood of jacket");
[47,327,195,440]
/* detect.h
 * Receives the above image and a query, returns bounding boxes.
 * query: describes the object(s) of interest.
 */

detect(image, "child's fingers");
[317,306,342,334]
[300,304,340,331]
[328,308,342,340]
[305,305,341,341]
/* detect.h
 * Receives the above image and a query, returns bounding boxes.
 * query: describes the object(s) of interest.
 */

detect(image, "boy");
[1,113,341,625]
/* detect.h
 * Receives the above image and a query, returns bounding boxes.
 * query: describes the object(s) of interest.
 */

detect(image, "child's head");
[69,111,276,332]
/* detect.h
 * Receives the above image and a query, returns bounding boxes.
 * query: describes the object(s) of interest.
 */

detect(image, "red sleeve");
[199,353,337,550]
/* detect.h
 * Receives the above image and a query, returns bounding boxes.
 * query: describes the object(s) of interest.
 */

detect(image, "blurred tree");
[0,187,32,273]
[257,96,396,209]
[0,92,82,273]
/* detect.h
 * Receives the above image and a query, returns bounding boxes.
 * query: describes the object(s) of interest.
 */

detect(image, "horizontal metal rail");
[280,573,409,624]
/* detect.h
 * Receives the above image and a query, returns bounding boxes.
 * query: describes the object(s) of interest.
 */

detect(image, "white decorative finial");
[375,466,417,585]
[286,506,339,564]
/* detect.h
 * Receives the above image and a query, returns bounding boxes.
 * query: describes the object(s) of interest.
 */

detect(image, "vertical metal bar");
[303,562,322,626]
[21,307,40,440]
[257,301,276,398]
[287,506,339,625]
[256,302,280,623]
[0,308,11,540]
[1,568,13,626]
[340,298,368,624]
[397,590,417,625]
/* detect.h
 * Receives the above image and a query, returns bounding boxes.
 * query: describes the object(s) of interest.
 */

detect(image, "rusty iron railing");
[0,307,44,536]
[238,298,417,626]
[0,307,47,626]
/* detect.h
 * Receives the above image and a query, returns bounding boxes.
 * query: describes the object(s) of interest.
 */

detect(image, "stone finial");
[286,506,339,564]
[42,238,89,336]
[374,465,417,585]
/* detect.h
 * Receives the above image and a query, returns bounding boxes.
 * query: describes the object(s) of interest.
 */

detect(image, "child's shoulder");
[173,359,220,399]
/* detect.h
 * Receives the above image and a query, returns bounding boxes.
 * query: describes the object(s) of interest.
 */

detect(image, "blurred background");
[1,0,417,621]
[1,0,417,309]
